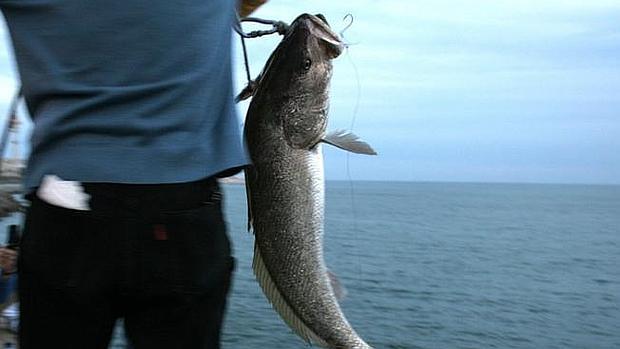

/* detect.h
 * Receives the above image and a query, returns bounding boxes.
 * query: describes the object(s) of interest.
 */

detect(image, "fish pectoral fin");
[322,130,377,155]
[235,80,258,103]
[244,167,255,233]
[328,269,348,301]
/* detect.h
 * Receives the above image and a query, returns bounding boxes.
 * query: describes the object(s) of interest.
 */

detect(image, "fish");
[242,13,376,349]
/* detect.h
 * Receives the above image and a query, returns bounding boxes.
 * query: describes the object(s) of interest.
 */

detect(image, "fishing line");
[240,35,252,84]
[338,14,361,131]
[339,14,365,287]
[234,15,289,103]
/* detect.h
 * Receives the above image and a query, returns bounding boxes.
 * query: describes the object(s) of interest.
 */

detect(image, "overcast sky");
[1,1,619,184]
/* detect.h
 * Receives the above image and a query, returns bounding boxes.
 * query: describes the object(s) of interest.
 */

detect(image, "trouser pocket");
[136,199,233,295]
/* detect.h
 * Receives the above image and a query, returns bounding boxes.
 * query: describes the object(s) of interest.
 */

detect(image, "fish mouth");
[292,13,344,58]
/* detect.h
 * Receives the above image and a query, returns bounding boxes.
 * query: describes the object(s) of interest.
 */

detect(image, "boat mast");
[0,87,22,175]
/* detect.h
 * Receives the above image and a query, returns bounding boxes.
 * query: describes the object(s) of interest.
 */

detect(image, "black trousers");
[18,178,234,349]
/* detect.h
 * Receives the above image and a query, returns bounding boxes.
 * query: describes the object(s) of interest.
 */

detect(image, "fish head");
[289,13,344,60]
[269,13,343,93]
[255,13,344,148]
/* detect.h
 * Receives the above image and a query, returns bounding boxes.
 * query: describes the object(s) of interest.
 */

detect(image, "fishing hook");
[339,14,354,38]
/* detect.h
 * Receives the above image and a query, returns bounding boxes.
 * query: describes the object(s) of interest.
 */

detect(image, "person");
[0,246,18,333]
[0,246,17,304]
[0,0,267,348]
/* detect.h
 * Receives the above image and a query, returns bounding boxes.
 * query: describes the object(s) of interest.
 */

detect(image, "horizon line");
[323,179,620,187]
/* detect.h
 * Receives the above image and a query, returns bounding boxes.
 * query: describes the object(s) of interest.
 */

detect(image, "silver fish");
[243,13,376,349]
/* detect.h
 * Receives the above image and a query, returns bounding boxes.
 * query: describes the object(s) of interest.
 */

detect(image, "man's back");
[1,0,247,189]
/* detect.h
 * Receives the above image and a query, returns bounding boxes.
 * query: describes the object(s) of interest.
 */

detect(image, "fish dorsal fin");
[322,130,377,155]
[235,80,257,103]
[253,244,329,347]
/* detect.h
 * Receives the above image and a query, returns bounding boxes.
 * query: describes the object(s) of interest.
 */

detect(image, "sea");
[1,181,619,349]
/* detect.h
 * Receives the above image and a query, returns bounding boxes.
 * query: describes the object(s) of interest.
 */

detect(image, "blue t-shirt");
[0,0,248,189]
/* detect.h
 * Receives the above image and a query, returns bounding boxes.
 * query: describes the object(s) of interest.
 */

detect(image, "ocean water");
[2,181,619,348]
[220,181,620,349]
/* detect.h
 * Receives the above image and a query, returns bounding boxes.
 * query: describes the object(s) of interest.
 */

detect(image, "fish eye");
[303,58,312,71]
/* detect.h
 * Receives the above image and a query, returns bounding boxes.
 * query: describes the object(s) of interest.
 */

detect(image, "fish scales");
[243,13,372,349]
